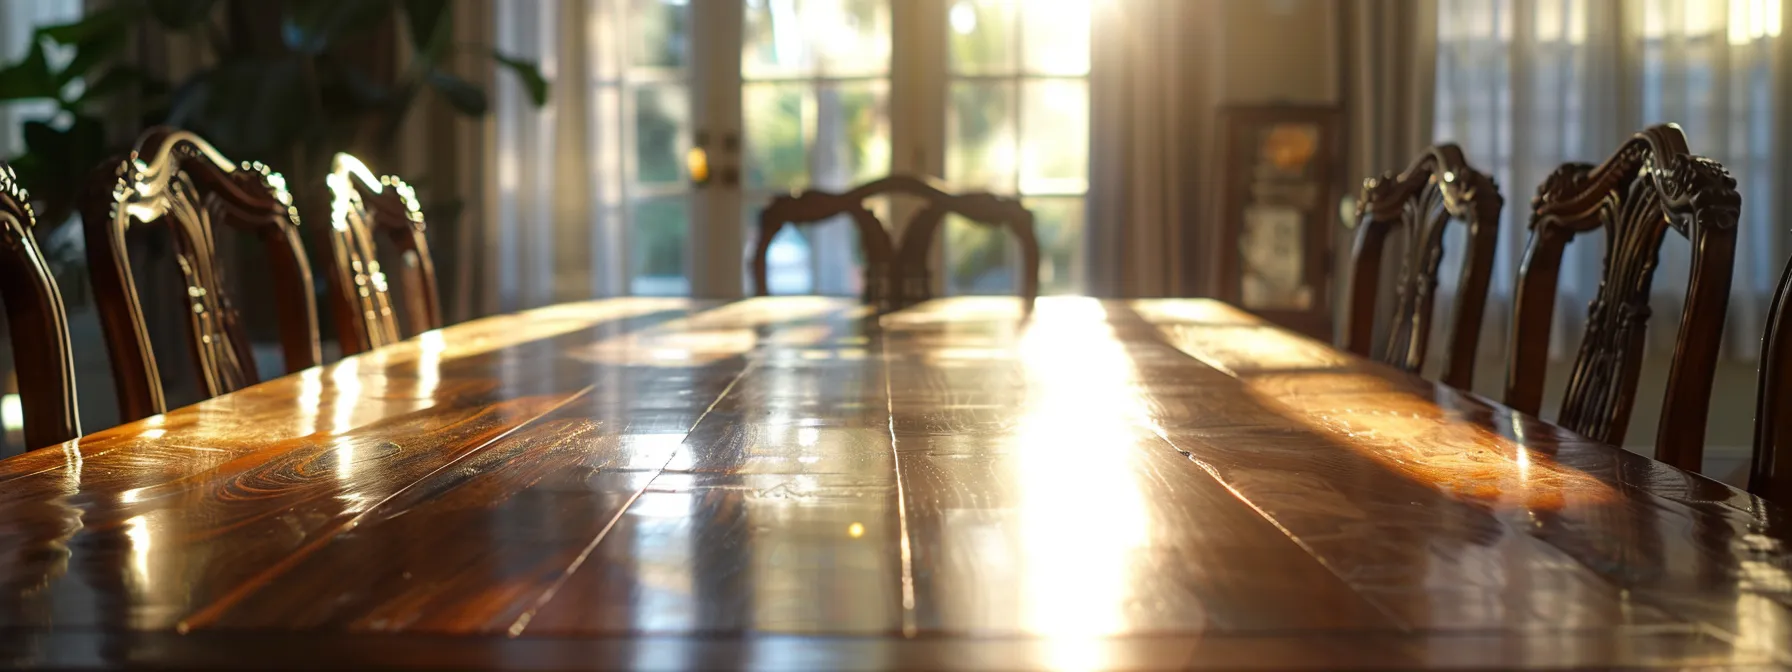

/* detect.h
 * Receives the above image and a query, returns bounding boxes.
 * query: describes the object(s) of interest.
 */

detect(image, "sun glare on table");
[1014,298,1150,644]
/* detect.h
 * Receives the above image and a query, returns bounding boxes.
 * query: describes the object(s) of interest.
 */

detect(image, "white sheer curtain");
[488,0,618,314]
[1433,0,1785,360]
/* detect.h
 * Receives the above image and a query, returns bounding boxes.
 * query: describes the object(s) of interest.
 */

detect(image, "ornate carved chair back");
[81,128,321,423]
[323,153,440,355]
[751,175,1037,311]
[1502,124,1738,471]
[752,182,899,308]
[1344,144,1502,390]
[0,163,81,449]
[886,177,1037,310]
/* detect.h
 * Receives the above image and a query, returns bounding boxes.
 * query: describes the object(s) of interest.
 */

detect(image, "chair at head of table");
[750,174,1038,312]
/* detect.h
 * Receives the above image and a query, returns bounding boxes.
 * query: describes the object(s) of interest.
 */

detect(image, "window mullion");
[690,0,745,298]
[892,0,948,297]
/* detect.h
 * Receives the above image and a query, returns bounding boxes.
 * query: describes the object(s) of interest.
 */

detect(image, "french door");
[530,0,1089,300]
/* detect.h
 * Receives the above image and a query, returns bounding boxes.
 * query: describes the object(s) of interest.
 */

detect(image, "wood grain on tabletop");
[0,296,1786,670]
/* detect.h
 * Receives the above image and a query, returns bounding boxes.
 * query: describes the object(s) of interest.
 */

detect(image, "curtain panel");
[1086,0,1216,298]
[1343,0,1440,347]
[1430,0,1786,363]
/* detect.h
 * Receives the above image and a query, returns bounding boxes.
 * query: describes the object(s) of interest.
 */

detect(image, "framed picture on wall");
[1212,104,1343,340]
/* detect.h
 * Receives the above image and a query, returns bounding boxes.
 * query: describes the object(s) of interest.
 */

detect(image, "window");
[944,0,1091,295]
[741,0,892,296]
[617,0,696,296]
[492,0,1091,306]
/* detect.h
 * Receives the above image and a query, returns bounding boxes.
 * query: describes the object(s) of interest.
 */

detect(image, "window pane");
[631,0,690,69]
[948,0,1016,74]
[765,220,816,295]
[743,0,891,78]
[631,197,690,295]
[1024,196,1084,294]
[743,83,812,190]
[817,0,890,76]
[635,85,690,184]
[744,200,870,296]
[1019,79,1088,193]
[946,81,1017,191]
[812,80,890,188]
[945,216,1015,294]
[1020,0,1091,75]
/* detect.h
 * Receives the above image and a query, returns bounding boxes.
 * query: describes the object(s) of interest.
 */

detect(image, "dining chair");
[80,127,321,424]
[1343,144,1502,390]
[0,162,81,449]
[1504,123,1738,472]
[1753,254,1792,502]
[886,176,1037,309]
[751,180,899,307]
[322,152,442,356]
[751,175,1038,310]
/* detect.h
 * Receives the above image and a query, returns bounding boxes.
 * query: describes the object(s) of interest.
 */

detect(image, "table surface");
[0,297,1788,670]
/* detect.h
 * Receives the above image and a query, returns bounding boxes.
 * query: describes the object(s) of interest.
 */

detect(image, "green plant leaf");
[22,116,105,163]
[16,115,107,228]
[404,0,451,59]
[22,121,59,156]
[426,70,487,116]
[283,0,394,54]
[5,152,47,189]
[64,115,106,168]
[0,40,58,101]
[37,7,135,46]
[77,66,168,104]
[54,26,128,86]
[318,59,394,110]
[490,51,548,107]
[146,0,218,29]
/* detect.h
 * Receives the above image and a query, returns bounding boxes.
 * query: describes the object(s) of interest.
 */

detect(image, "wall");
[1216,0,1339,104]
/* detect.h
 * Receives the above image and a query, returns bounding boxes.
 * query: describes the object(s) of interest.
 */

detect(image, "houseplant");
[0,0,548,299]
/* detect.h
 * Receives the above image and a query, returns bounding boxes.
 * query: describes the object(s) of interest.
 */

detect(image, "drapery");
[1343,0,1440,347]
[1086,0,1214,298]
[486,0,611,315]
[1432,0,1786,362]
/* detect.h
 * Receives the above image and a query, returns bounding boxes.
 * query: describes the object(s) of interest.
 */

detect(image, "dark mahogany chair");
[0,163,80,449]
[752,182,899,307]
[1503,124,1738,471]
[81,128,321,423]
[751,175,1039,310]
[1754,255,1792,502]
[1343,144,1502,390]
[886,176,1037,309]
[322,152,442,356]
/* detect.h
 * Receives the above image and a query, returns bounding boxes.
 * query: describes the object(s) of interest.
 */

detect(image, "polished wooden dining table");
[1,296,1789,670]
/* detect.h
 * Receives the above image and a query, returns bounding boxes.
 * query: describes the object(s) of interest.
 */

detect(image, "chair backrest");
[1754,255,1792,502]
[80,127,321,423]
[1503,124,1738,470]
[0,163,80,449]
[323,152,441,356]
[751,181,898,306]
[885,176,1037,309]
[1343,144,1501,390]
